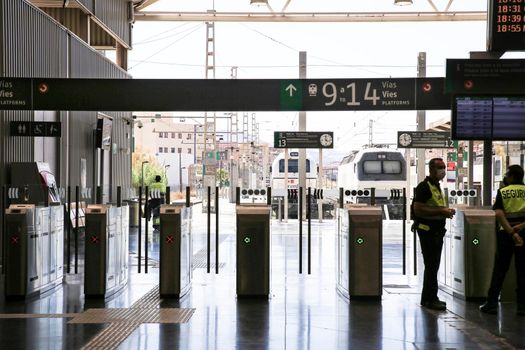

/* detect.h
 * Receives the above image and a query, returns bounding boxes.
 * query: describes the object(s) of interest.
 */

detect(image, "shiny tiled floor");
[0,199,523,349]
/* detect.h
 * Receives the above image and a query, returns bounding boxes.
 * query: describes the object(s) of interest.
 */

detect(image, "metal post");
[186,186,190,207]
[207,186,211,273]
[166,186,171,206]
[371,188,376,206]
[235,186,240,205]
[145,186,149,274]
[416,52,427,184]
[278,197,282,222]
[67,186,71,273]
[483,141,492,206]
[402,188,407,275]
[318,149,323,223]
[75,186,79,274]
[339,187,344,209]
[298,51,307,220]
[284,149,289,222]
[299,186,303,274]
[1,185,6,274]
[138,186,142,273]
[215,186,219,274]
[307,187,311,275]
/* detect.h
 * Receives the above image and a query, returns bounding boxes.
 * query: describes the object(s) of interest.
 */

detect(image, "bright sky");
[124,0,523,163]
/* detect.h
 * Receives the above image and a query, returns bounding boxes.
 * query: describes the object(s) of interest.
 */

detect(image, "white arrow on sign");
[285,84,297,97]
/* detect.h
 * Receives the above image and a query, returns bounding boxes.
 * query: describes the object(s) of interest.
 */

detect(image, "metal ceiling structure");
[133,0,485,23]
[134,11,486,23]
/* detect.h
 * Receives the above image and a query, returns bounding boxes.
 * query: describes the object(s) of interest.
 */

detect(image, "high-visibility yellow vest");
[500,184,525,220]
[149,181,165,198]
[417,180,446,230]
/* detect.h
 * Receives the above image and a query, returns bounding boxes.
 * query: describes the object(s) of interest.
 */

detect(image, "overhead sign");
[274,131,334,149]
[0,77,450,112]
[10,121,61,137]
[488,0,525,52]
[397,131,453,149]
[446,59,525,94]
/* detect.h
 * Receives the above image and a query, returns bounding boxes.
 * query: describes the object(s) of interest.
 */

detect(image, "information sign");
[274,131,334,149]
[397,131,454,148]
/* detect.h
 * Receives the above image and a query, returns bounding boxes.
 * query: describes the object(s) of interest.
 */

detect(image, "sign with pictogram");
[10,121,61,137]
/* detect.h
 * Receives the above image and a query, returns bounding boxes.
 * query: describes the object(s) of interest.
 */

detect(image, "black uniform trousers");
[487,230,525,306]
[417,227,446,303]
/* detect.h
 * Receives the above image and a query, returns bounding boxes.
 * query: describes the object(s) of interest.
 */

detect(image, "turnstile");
[236,205,271,297]
[337,206,382,299]
[4,204,64,298]
[440,207,515,300]
[159,204,192,298]
[84,205,128,298]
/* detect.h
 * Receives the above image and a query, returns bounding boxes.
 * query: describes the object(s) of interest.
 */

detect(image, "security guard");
[480,165,525,315]
[413,158,455,311]
[148,175,166,231]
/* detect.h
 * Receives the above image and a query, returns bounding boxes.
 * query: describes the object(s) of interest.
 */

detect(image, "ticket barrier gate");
[84,205,129,298]
[438,207,496,299]
[159,204,192,298]
[337,205,382,299]
[236,205,271,297]
[4,204,64,298]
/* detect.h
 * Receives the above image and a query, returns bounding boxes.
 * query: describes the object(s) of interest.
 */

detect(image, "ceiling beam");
[134,11,486,23]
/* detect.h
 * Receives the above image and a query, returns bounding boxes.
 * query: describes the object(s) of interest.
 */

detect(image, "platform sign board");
[397,131,454,149]
[0,77,451,112]
[446,59,525,94]
[274,131,334,149]
[488,0,525,52]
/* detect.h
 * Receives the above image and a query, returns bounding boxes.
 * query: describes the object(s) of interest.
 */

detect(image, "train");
[270,151,318,190]
[337,147,407,219]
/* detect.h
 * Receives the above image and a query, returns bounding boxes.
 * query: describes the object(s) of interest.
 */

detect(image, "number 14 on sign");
[322,82,379,106]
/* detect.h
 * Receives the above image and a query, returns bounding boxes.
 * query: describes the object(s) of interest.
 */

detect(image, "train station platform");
[0,199,523,349]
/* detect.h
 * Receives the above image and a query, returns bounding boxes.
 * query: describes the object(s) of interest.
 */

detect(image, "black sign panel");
[0,78,32,109]
[10,121,61,137]
[397,131,453,149]
[488,0,525,52]
[446,59,525,94]
[0,77,450,112]
[274,131,334,149]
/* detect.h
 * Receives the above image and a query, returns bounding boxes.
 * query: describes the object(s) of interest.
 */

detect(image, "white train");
[338,148,407,218]
[270,151,318,190]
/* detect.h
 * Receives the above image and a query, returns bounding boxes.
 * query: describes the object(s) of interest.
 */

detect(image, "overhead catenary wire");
[129,23,203,70]
[134,22,193,45]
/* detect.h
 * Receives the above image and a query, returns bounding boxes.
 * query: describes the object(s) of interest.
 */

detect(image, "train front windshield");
[279,159,310,173]
[359,157,406,181]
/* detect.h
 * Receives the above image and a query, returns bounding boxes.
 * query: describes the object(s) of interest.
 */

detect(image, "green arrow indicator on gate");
[280,80,302,111]
[356,237,364,245]
[472,238,480,246]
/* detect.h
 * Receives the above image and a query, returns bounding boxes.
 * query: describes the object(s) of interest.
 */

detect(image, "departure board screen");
[488,0,525,51]
[453,96,525,140]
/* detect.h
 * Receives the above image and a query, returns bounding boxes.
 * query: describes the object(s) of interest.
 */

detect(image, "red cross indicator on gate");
[10,235,19,245]
[90,235,100,244]
[165,235,174,244]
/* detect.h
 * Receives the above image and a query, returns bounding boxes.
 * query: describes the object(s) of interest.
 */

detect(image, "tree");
[131,150,167,189]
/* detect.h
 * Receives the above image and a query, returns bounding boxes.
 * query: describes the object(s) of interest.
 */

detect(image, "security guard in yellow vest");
[480,165,525,315]
[413,158,455,311]
[148,175,166,231]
